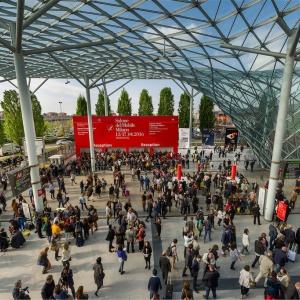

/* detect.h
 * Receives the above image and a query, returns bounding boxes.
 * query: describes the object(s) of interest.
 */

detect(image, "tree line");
[76,87,215,131]
[0,88,215,148]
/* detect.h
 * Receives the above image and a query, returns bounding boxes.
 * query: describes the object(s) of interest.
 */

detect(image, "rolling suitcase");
[165,273,173,299]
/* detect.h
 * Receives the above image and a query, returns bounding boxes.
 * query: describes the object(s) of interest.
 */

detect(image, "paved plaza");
[0,151,299,299]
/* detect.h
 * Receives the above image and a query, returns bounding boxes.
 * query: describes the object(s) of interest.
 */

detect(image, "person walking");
[221,228,231,257]
[41,275,55,300]
[240,229,250,255]
[181,281,194,300]
[170,239,179,271]
[79,193,88,211]
[230,242,241,270]
[50,233,61,261]
[60,266,76,299]
[252,204,261,225]
[254,252,274,287]
[106,224,115,252]
[191,255,202,293]
[182,244,194,277]
[143,241,153,270]
[145,199,153,222]
[147,269,162,300]
[273,246,288,274]
[125,225,135,253]
[159,251,171,285]
[202,264,220,300]
[269,222,278,251]
[265,271,281,300]
[238,265,253,299]
[203,217,212,243]
[251,237,265,268]
[136,224,145,252]
[117,245,127,275]
[61,243,71,269]
[93,257,104,297]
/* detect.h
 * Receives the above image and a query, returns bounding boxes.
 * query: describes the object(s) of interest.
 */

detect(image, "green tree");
[0,122,5,146]
[138,89,154,116]
[0,90,46,149]
[31,93,46,137]
[157,87,174,115]
[95,90,111,116]
[199,94,215,132]
[75,94,87,116]
[178,92,190,128]
[117,89,132,116]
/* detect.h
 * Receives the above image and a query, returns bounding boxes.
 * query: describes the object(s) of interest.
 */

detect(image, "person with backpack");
[74,217,84,247]
[203,217,212,243]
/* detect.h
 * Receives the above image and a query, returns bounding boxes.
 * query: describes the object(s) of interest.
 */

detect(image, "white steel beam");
[49,53,85,87]
[15,0,24,53]
[89,59,122,89]
[10,23,43,213]
[32,78,49,94]
[84,76,95,172]
[264,33,296,221]
[23,39,116,56]
[23,0,61,29]
[0,36,15,52]
[289,24,300,57]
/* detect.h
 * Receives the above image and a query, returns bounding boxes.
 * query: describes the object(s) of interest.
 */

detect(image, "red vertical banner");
[231,164,237,179]
[177,164,182,180]
[277,201,287,221]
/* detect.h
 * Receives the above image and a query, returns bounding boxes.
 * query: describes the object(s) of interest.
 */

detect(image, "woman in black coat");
[93,257,104,297]
[143,241,152,269]
[60,266,75,299]
[45,219,52,243]
[41,275,55,300]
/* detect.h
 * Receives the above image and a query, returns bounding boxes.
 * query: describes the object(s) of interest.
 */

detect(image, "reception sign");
[73,116,178,156]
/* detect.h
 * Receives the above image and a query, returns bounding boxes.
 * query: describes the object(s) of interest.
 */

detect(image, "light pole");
[58,101,64,136]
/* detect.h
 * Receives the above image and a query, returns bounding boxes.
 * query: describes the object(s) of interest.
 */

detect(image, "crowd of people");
[1,148,300,300]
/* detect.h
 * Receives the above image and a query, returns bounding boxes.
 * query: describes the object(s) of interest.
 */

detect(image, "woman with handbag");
[180,280,193,300]
[238,265,253,299]
[50,233,61,261]
[60,266,76,299]
[143,241,152,270]
[37,247,51,274]
[93,257,105,296]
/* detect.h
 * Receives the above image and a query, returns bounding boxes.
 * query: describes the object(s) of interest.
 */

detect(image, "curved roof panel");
[0,0,299,167]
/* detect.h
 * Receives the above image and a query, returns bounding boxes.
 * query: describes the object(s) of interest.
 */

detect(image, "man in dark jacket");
[284,282,300,299]
[182,244,194,277]
[284,225,296,249]
[147,269,162,300]
[269,222,278,251]
[221,228,230,257]
[251,237,265,268]
[191,255,202,293]
[159,251,171,285]
[41,275,55,300]
[202,264,220,300]
[273,246,288,273]
[252,204,261,225]
[106,224,115,252]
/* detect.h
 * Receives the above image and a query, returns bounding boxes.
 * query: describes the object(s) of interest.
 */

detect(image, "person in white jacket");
[240,228,250,255]
[239,265,253,299]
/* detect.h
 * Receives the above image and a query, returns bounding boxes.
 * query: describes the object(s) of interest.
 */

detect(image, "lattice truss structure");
[0,0,299,168]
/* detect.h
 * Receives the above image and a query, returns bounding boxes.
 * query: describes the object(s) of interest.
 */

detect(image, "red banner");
[277,201,287,221]
[73,116,178,156]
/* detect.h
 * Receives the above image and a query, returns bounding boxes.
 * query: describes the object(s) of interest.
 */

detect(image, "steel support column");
[84,76,95,172]
[11,24,43,213]
[189,88,194,150]
[102,78,108,116]
[264,33,296,221]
